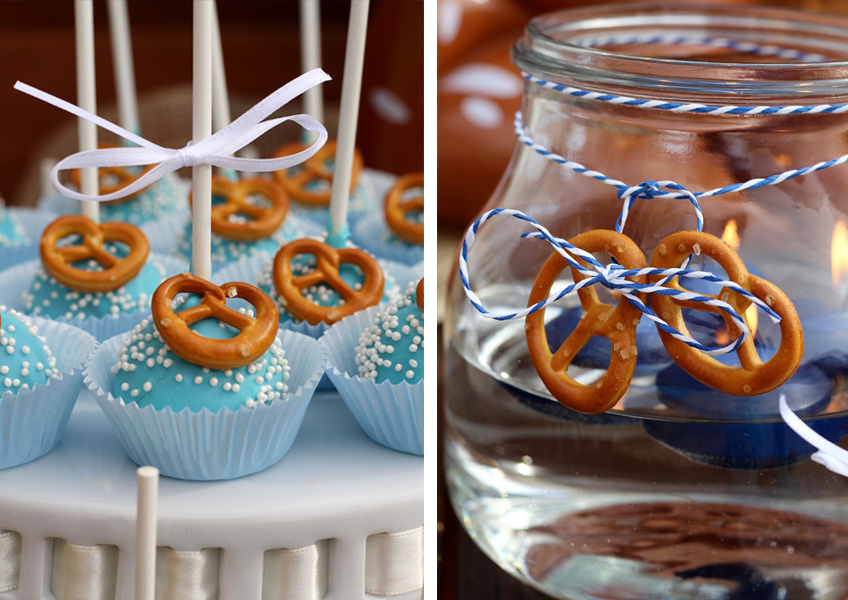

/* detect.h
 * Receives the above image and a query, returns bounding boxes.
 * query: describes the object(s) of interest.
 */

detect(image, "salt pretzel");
[416,278,424,311]
[525,230,648,414]
[272,239,384,325]
[649,231,803,395]
[385,173,424,244]
[70,146,155,202]
[40,215,150,293]
[151,272,279,369]
[272,140,363,206]
[190,176,289,241]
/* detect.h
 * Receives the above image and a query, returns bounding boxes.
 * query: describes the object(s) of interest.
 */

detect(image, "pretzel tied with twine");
[40,215,150,293]
[385,173,424,245]
[273,140,363,206]
[650,231,803,395]
[272,239,384,325]
[70,145,156,203]
[525,230,648,414]
[190,176,289,241]
[151,272,279,369]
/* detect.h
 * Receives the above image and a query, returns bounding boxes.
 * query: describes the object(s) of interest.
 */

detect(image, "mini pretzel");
[40,215,150,293]
[151,272,279,369]
[385,173,424,244]
[416,278,424,311]
[525,230,648,414]
[273,140,363,206]
[649,231,803,395]
[272,239,384,325]
[190,176,289,241]
[70,146,155,202]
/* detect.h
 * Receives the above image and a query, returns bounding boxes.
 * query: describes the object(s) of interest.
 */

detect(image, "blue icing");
[355,282,423,384]
[0,205,28,248]
[178,215,303,266]
[23,256,165,320]
[110,304,290,413]
[254,246,398,325]
[0,307,58,393]
[288,181,377,225]
[65,174,188,226]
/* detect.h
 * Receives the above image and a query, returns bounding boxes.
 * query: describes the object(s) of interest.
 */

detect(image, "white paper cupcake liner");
[351,211,424,266]
[319,306,423,455]
[0,255,187,341]
[84,328,326,480]
[0,317,97,469]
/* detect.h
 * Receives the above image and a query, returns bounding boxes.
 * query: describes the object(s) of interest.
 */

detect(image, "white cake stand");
[0,390,423,600]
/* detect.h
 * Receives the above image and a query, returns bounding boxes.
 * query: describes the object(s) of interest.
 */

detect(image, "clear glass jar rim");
[514,3,848,103]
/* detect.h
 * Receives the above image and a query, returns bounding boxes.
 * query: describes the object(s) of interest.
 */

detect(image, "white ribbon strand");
[779,394,848,477]
[14,68,331,203]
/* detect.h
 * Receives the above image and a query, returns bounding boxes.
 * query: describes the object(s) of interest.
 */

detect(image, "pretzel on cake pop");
[40,215,149,293]
[385,173,424,245]
[151,272,279,369]
[272,140,363,206]
[272,239,384,325]
[525,230,648,414]
[649,231,803,396]
[190,176,289,241]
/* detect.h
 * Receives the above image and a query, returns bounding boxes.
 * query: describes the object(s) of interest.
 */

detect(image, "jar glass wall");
[444,4,848,598]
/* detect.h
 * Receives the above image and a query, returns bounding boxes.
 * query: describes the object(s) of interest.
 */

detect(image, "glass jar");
[444,4,848,599]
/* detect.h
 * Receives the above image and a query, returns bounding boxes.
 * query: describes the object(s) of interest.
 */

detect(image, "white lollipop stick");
[135,466,159,600]
[192,0,213,281]
[107,0,140,135]
[75,0,99,222]
[300,0,324,134]
[329,0,370,239]
[210,1,231,135]
[211,1,237,181]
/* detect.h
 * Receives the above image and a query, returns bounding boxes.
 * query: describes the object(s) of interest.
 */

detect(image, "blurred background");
[437,1,848,598]
[0,0,423,208]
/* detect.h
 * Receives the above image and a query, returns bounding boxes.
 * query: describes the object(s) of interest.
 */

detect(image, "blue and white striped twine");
[459,107,848,356]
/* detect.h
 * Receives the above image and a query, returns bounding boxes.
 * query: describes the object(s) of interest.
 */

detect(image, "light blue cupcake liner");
[84,328,326,480]
[319,306,423,455]
[351,211,424,266]
[0,208,59,268]
[0,316,97,469]
[0,255,186,341]
[142,212,322,271]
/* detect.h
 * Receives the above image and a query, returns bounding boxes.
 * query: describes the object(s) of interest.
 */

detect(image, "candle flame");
[717,218,757,342]
[833,220,848,287]
[722,219,740,250]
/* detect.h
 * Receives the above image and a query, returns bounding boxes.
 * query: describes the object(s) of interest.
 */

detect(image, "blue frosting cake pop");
[254,236,399,327]
[355,279,424,384]
[43,172,189,227]
[0,202,28,248]
[22,216,166,321]
[23,254,165,321]
[111,304,291,413]
[0,307,58,393]
[177,176,311,267]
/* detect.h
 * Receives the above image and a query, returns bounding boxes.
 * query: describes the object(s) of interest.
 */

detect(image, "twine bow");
[14,68,332,203]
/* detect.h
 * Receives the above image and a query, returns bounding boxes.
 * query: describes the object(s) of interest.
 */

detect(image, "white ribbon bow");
[779,394,848,477]
[14,68,331,203]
